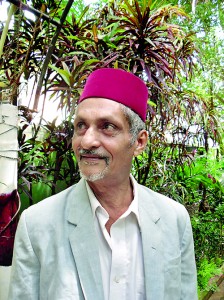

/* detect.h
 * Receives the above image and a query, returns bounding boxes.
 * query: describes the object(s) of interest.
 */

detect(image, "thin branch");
[6,0,60,27]
[191,0,198,15]
[33,0,75,111]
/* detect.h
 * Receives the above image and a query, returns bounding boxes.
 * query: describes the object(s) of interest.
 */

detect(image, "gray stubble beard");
[78,149,110,182]
[79,165,109,182]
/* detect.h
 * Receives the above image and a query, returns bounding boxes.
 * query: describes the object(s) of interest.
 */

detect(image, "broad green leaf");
[49,65,71,86]
[0,82,8,88]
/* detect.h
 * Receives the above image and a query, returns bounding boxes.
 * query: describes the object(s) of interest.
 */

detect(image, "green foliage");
[1,0,222,151]
[192,203,224,261]
[197,258,223,293]
[133,144,224,205]
[170,0,224,153]
[18,106,80,209]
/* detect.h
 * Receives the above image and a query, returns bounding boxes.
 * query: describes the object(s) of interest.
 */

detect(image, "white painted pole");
[0,103,18,192]
[0,102,18,300]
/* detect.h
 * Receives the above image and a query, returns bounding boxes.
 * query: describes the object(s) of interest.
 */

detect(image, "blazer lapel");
[138,186,164,299]
[66,179,104,300]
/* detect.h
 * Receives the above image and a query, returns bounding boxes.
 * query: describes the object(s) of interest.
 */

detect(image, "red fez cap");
[79,68,148,121]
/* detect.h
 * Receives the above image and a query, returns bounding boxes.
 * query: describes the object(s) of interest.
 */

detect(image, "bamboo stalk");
[0,4,17,59]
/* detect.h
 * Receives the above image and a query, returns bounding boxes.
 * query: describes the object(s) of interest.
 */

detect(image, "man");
[8,68,197,300]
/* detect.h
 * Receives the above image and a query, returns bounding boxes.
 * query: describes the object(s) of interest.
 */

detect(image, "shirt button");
[114,277,120,283]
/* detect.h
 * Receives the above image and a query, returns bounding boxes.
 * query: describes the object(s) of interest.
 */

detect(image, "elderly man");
[8,68,197,300]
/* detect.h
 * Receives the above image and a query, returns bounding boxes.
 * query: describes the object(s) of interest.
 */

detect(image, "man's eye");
[103,123,116,131]
[75,122,86,131]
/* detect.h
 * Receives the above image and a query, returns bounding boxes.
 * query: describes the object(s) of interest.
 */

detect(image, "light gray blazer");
[8,178,198,300]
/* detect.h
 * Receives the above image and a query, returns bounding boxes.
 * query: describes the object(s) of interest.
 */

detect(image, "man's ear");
[134,130,148,157]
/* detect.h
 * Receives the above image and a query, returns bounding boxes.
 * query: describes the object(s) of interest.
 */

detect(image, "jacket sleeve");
[8,211,40,300]
[180,210,198,300]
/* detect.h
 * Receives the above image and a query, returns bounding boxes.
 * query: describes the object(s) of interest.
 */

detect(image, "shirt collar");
[85,174,140,223]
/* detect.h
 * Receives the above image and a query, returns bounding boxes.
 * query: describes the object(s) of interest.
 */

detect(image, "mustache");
[78,149,106,157]
[78,149,110,165]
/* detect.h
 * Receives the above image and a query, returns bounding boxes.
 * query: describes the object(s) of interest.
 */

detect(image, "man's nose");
[80,127,101,149]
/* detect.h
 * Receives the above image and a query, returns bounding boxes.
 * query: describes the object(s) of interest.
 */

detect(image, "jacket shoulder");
[22,184,76,226]
[138,184,190,234]
[139,184,187,213]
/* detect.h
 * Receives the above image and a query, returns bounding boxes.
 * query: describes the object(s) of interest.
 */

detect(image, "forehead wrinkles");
[74,102,128,127]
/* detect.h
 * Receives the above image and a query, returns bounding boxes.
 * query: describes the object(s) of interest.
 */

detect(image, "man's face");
[72,98,139,183]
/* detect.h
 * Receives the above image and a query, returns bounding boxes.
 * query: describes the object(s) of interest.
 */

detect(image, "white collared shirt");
[86,176,146,300]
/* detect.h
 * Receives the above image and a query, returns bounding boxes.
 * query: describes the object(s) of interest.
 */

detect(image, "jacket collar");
[67,179,104,300]
[138,184,164,298]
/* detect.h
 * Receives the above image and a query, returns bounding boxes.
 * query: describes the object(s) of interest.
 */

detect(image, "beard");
[78,149,110,182]
[79,167,109,182]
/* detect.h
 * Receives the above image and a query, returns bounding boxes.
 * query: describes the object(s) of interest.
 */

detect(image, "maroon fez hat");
[79,68,148,121]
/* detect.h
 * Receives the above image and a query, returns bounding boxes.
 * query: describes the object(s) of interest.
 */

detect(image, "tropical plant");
[18,106,79,209]
[197,257,223,295]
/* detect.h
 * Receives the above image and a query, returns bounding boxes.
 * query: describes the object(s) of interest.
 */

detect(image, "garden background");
[0,0,223,299]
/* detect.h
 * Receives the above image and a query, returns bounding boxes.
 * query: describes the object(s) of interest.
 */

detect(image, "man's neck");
[87,177,134,231]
